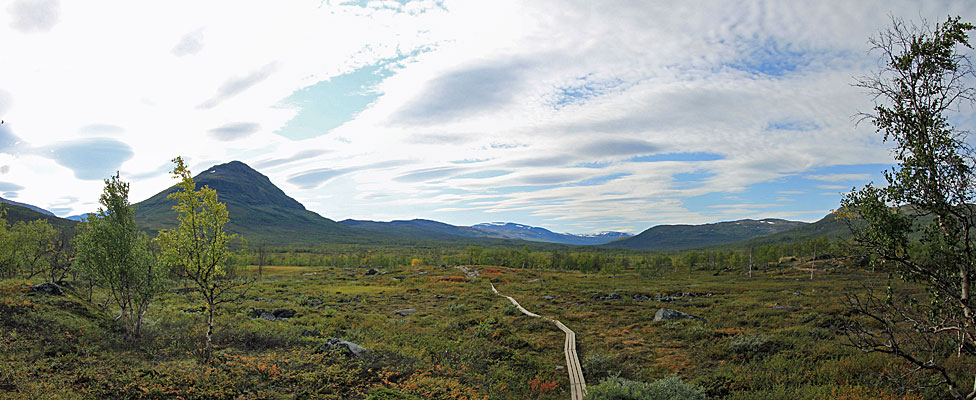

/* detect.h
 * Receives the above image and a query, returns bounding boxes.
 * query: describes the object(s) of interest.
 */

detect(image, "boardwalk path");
[489,281,587,400]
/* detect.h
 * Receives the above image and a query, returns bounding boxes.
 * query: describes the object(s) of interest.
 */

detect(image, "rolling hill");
[604,218,808,251]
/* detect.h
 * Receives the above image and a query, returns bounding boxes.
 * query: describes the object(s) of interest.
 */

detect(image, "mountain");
[708,213,851,250]
[0,201,77,231]
[0,197,54,216]
[339,219,490,240]
[339,219,632,245]
[134,161,368,245]
[471,222,632,245]
[605,218,808,251]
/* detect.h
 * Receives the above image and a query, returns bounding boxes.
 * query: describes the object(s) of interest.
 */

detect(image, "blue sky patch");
[628,152,724,162]
[550,74,624,110]
[765,119,819,131]
[275,61,398,140]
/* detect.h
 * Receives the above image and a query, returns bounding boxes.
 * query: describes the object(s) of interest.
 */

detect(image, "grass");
[0,261,934,399]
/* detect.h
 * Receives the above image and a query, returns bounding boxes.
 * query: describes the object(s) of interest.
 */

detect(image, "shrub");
[728,333,784,359]
[584,376,706,400]
[366,387,421,400]
[582,352,618,381]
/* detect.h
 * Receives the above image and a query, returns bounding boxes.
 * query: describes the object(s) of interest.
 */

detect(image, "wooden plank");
[490,281,587,399]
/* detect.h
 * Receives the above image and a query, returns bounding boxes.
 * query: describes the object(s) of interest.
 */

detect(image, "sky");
[1,0,975,235]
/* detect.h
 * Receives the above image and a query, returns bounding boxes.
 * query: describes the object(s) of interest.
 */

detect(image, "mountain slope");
[339,219,491,240]
[0,202,77,231]
[707,213,851,250]
[605,218,808,251]
[134,161,367,245]
[0,197,54,216]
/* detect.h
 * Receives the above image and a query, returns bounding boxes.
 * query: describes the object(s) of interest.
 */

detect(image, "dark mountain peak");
[193,160,305,211]
[134,160,362,244]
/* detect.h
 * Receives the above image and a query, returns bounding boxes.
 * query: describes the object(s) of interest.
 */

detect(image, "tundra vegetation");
[3,16,976,400]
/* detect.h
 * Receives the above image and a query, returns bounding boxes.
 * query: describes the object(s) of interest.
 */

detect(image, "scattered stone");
[302,272,317,276]
[632,294,652,301]
[653,308,706,323]
[321,338,369,356]
[365,268,379,276]
[417,271,427,275]
[555,365,565,370]
[455,266,480,279]
[394,308,417,316]
[391,277,401,282]
[594,292,622,301]
[770,303,797,310]
[390,296,408,300]
[527,279,545,283]
[338,295,361,303]
[251,308,297,321]
[541,295,558,300]
[439,264,447,268]
[655,292,713,302]
[434,295,444,299]
[28,282,63,296]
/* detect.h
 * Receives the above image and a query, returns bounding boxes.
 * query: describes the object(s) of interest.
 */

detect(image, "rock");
[417,271,427,275]
[555,365,565,370]
[302,272,317,276]
[527,279,545,283]
[250,308,297,321]
[434,295,444,299]
[770,303,796,310]
[321,337,369,356]
[541,295,558,300]
[394,308,417,316]
[594,292,622,301]
[365,268,379,276]
[28,282,63,296]
[439,264,447,268]
[344,274,355,278]
[653,308,706,323]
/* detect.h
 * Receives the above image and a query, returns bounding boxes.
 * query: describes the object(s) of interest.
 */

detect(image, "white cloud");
[0,0,973,233]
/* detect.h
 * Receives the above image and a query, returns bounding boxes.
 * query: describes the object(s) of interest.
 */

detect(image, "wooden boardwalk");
[490,281,587,400]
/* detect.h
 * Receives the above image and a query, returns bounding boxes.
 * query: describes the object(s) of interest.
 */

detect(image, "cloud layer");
[1,1,974,233]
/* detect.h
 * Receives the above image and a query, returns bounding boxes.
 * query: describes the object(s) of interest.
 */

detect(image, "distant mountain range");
[3,160,855,251]
[604,218,809,251]
[340,219,632,246]
[471,222,631,245]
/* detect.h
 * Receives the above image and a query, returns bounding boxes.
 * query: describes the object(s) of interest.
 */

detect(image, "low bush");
[584,376,706,400]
